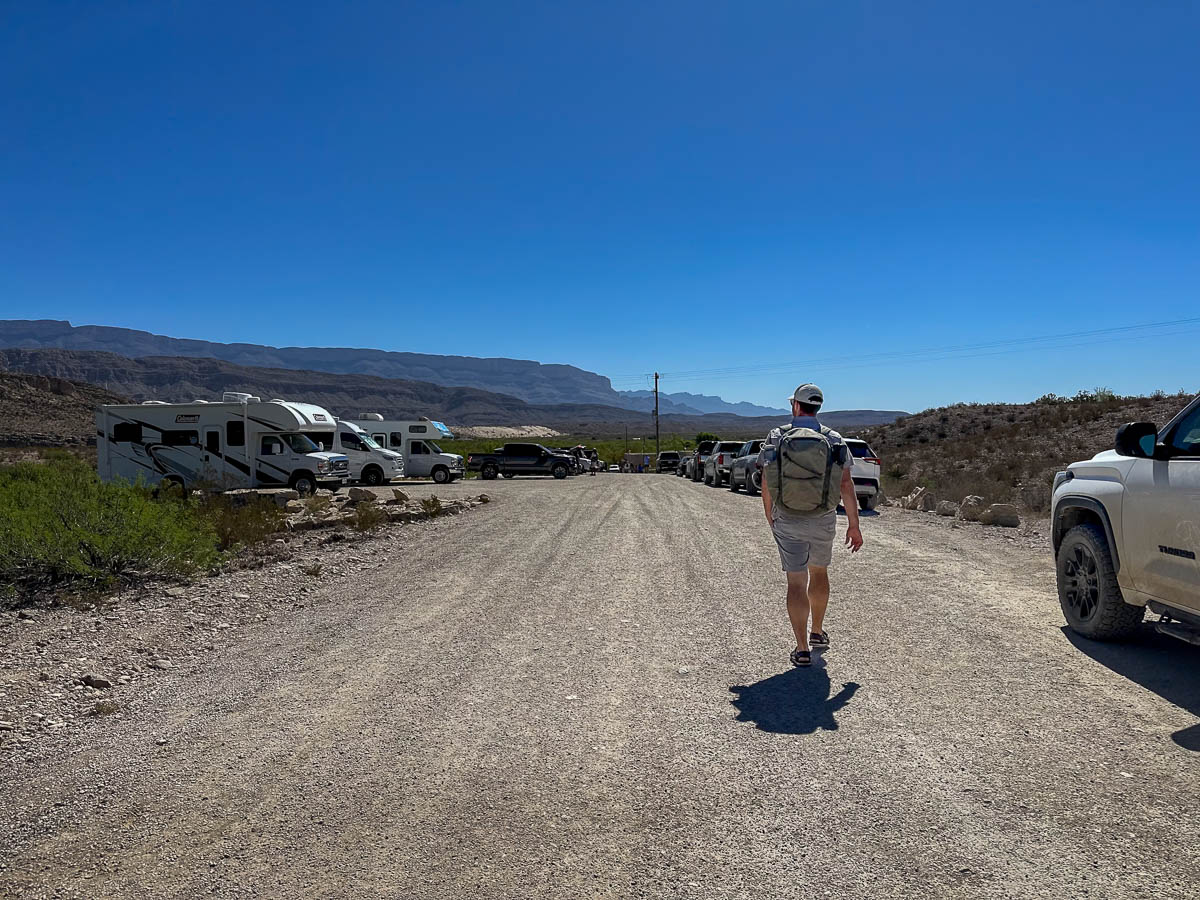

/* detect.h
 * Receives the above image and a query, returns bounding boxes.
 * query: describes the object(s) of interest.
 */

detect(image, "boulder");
[980,503,1021,528]
[477,494,491,504]
[347,487,377,503]
[391,489,411,503]
[271,489,301,507]
[936,500,959,517]
[918,492,939,512]
[902,487,927,510]
[284,500,305,513]
[80,673,112,690]
[958,496,986,522]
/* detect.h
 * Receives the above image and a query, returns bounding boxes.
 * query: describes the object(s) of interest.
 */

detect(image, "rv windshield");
[358,432,383,451]
[280,433,320,454]
[426,441,443,454]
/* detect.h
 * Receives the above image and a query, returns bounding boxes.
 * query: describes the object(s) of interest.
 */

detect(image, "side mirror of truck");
[1114,422,1158,458]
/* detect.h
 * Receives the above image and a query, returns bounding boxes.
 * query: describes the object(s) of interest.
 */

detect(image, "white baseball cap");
[787,383,824,408]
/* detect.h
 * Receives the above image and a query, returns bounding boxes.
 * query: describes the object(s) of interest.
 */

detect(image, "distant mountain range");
[0,348,906,438]
[0,320,786,417]
[0,320,907,435]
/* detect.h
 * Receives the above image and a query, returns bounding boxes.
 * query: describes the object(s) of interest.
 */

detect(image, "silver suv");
[1052,394,1200,643]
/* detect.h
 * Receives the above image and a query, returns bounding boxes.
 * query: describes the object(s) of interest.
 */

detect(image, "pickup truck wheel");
[431,466,450,484]
[361,465,384,486]
[1057,523,1143,640]
[746,471,760,496]
[729,470,740,492]
[551,463,568,479]
[480,463,499,480]
[859,493,879,511]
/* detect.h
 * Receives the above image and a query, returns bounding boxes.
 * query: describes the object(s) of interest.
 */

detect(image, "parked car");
[1052,393,1200,643]
[677,456,691,477]
[466,443,574,480]
[843,438,882,510]
[690,440,718,482]
[704,441,746,486]
[729,440,764,494]
[656,451,681,473]
[608,464,620,472]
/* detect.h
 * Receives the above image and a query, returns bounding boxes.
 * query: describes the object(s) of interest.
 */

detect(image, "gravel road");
[3,475,1198,898]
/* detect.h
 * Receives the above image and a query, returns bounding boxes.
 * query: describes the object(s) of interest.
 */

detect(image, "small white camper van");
[96,393,350,494]
[298,420,405,486]
[347,416,465,483]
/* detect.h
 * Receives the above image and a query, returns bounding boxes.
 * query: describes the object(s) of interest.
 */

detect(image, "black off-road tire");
[431,466,450,484]
[481,463,499,480]
[729,469,740,492]
[551,463,568,480]
[361,465,384,487]
[746,471,760,496]
[1057,523,1143,640]
[859,493,879,511]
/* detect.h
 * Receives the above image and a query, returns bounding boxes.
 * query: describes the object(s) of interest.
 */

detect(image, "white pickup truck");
[1051,393,1200,643]
[843,438,882,511]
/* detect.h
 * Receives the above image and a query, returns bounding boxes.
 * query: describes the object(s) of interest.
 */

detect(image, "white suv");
[843,438,882,511]
[1051,394,1200,642]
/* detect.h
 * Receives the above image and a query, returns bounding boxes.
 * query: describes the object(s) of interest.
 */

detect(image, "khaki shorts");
[771,511,837,571]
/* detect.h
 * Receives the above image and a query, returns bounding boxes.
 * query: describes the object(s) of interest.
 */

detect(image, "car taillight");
[864,457,881,465]
[467,455,473,462]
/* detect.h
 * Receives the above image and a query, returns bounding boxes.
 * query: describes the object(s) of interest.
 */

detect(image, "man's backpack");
[764,424,846,516]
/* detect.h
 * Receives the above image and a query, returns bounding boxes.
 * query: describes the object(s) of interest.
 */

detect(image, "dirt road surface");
[3,475,1198,898]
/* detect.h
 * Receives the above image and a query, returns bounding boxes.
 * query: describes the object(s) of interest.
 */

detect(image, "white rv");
[298,420,405,486]
[347,416,465,484]
[96,393,350,495]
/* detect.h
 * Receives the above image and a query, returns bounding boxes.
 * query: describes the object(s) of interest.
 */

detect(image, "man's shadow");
[730,664,859,734]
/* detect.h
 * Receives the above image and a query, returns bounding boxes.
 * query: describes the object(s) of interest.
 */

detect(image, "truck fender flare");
[1054,495,1121,574]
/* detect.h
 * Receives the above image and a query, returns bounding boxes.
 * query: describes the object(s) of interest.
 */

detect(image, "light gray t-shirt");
[758,415,851,522]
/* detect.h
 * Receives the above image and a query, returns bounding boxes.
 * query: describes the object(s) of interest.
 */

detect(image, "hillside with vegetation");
[860,389,1195,515]
[0,372,126,447]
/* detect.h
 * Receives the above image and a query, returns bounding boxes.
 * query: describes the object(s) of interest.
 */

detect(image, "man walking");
[761,384,864,667]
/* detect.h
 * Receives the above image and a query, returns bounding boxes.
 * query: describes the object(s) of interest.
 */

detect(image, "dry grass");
[859,390,1195,515]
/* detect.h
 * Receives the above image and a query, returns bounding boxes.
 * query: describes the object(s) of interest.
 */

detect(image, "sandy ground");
[1,474,1198,899]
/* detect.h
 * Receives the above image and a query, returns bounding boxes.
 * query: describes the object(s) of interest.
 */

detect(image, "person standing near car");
[760,384,864,667]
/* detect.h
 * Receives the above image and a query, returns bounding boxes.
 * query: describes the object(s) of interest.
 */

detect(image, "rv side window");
[390,432,404,448]
[162,430,199,446]
[410,441,429,455]
[372,434,386,446]
[112,422,142,443]
[227,421,245,447]
[409,425,427,433]
[261,436,283,456]
[340,430,365,451]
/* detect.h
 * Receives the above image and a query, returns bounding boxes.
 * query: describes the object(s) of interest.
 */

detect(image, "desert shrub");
[301,562,323,577]
[304,493,333,515]
[197,494,286,551]
[420,495,442,515]
[349,503,387,532]
[0,456,220,594]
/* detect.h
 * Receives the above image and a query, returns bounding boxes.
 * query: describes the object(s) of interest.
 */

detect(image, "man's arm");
[840,464,863,551]
[762,472,773,526]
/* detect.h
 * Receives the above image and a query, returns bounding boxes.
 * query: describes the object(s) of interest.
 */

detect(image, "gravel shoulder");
[2,475,1198,899]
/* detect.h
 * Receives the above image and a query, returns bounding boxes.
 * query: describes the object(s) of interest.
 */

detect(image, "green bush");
[198,494,286,551]
[0,457,220,594]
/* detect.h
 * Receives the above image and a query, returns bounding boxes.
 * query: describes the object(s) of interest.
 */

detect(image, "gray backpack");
[764,424,846,515]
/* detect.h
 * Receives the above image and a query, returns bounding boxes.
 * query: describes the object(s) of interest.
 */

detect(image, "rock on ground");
[980,502,1022,527]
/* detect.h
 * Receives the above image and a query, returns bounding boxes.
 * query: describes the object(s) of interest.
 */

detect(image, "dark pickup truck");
[467,443,574,480]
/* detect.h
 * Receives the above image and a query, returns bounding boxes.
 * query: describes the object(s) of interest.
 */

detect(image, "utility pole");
[653,372,660,460]
[625,424,629,454]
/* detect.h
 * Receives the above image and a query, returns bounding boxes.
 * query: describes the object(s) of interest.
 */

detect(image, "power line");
[607,314,1200,386]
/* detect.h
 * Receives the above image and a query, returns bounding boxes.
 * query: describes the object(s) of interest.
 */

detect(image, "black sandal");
[810,631,830,650]
[790,649,811,667]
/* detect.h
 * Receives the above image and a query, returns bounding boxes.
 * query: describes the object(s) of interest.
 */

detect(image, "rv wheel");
[361,466,384,486]
[290,472,317,496]
[431,466,450,484]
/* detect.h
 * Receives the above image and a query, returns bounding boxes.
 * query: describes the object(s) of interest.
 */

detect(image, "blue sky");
[2,1,1197,412]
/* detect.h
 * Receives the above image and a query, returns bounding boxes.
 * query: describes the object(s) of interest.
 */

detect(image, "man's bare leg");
[786,570,811,651]
[808,565,830,636]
